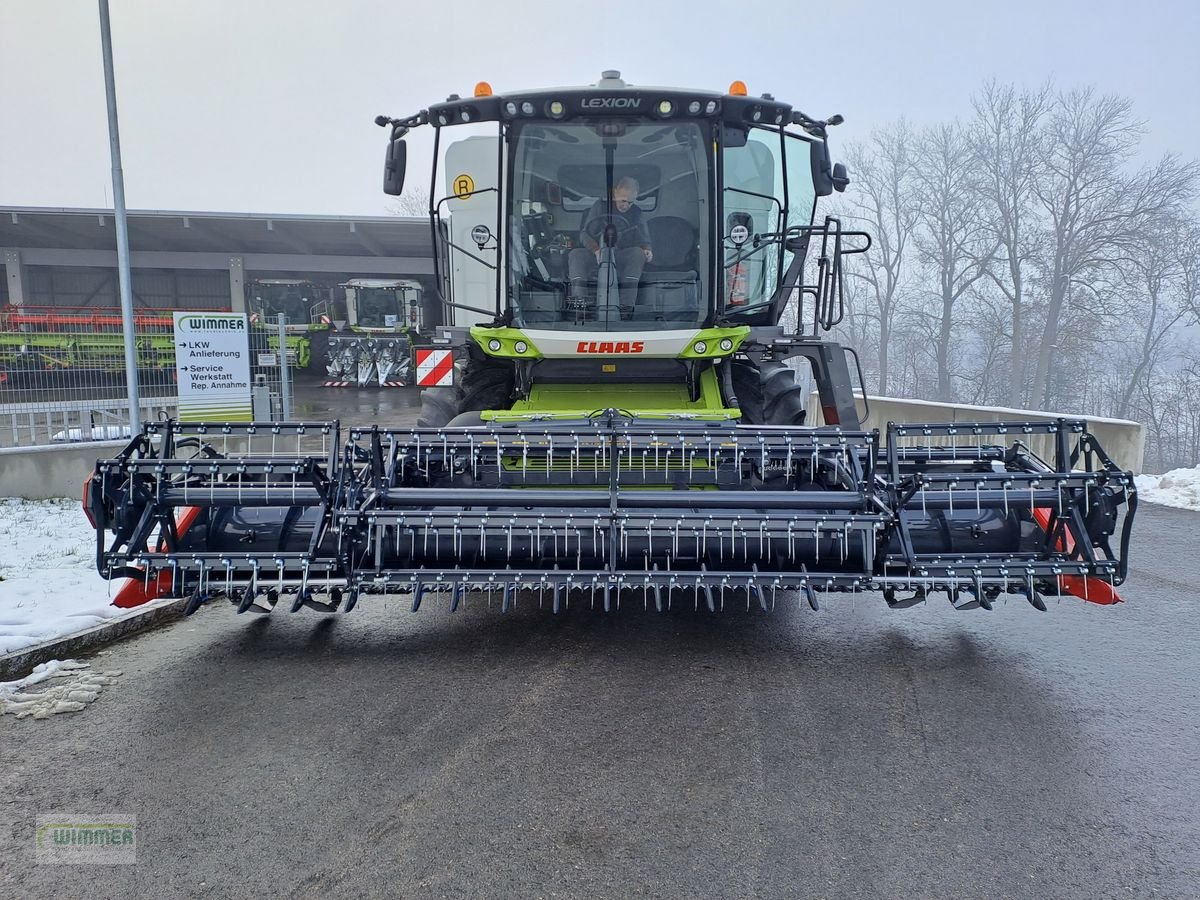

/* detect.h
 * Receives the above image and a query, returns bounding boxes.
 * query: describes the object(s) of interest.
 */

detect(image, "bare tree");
[912,121,997,401]
[970,81,1051,406]
[386,188,431,217]
[844,122,920,395]
[1113,217,1198,418]
[835,81,1200,469]
[1028,88,1199,408]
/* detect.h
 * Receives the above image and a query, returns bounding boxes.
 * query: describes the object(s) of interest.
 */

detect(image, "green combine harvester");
[247,278,338,373]
[83,72,1137,615]
[323,278,427,387]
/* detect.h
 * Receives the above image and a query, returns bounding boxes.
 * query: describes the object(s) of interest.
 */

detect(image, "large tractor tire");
[731,358,807,426]
[415,352,514,429]
[305,329,331,374]
[416,387,459,428]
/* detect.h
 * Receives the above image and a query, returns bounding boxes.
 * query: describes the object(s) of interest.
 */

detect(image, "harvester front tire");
[415,354,514,428]
[731,359,807,426]
[306,330,331,373]
[416,388,458,429]
[458,358,513,413]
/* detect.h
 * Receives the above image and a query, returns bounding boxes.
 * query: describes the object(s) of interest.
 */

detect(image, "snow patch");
[51,425,133,443]
[1135,465,1200,512]
[0,498,133,654]
[0,659,122,719]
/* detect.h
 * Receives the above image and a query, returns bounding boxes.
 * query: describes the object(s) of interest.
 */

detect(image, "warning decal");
[452,173,475,199]
[415,348,454,386]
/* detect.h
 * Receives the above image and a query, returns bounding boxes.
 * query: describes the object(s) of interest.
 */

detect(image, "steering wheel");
[583,216,640,247]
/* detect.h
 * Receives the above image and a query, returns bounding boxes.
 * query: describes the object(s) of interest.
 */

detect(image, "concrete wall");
[0,396,1147,501]
[806,394,1145,474]
[0,440,125,500]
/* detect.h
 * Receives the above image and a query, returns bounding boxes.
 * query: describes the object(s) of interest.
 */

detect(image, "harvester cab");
[342,278,424,332]
[247,278,335,372]
[323,278,426,386]
[84,72,1137,618]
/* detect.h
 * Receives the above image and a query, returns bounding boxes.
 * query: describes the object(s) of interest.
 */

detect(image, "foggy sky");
[1,0,1197,217]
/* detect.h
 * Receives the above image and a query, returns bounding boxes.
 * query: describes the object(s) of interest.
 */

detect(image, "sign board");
[415,348,454,386]
[173,312,253,422]
[257,352,278,367]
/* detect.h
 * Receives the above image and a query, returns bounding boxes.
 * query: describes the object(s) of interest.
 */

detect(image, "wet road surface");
[289,376,423,429]
[2,500,1197,898]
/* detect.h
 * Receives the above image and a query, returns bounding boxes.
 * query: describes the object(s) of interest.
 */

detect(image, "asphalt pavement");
[2,499,1197,898]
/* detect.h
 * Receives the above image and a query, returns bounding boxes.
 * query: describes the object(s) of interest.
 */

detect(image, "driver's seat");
[637,216,700,320]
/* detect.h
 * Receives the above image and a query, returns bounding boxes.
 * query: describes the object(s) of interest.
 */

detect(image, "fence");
[0,305,289,448]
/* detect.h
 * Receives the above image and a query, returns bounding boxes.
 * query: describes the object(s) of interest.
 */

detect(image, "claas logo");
[576,341,645,354]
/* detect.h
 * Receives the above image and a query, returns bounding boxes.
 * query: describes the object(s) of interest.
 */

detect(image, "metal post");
[277,313,291,420]
[98,0,139,434]
[4,250,27,307]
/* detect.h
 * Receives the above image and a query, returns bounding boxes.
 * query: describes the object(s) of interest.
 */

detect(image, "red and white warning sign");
[415,348,454,387]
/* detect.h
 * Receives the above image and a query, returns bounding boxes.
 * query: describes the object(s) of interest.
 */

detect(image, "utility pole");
[98,0,140,434]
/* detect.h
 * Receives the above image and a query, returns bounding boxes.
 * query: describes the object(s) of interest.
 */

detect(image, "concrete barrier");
[807,393,1145,474]
[0,440,125,500]
[0,397,1146,500]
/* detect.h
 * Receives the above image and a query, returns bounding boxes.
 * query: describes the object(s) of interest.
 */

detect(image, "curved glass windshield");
[508,120,712,331]
[721,129,816,314]
[354,288,402,328]
[253,283,314,324]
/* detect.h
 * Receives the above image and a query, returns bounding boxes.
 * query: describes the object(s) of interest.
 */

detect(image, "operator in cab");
[567,176,654,316]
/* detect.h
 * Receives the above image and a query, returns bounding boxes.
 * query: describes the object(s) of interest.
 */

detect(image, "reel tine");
[184,587,208,616]
[502,581,515,613]
[752,580,767,613]
[552,580,565,614]
[975,572,993,611]
[451,580,465,612]
[800,564,819,611]
[412,577,427,612]
[238,584,262,614]
[699,574,715,613]
[1024,571,1048,612]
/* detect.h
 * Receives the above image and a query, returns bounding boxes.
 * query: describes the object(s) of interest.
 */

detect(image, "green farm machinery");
[84,72,1136,615]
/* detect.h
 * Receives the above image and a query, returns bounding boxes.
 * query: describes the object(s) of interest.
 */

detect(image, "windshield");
[354,288,402,327]
[721,129,816,316]
[508,120,712,332]
[253,284,313,323]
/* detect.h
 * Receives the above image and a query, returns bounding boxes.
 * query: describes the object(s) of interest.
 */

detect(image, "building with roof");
[1,207,435,313]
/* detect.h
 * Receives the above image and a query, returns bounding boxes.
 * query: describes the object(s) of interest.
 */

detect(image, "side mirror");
[383,138,407,196]
[810,141,834,196]
[832,162,850,193]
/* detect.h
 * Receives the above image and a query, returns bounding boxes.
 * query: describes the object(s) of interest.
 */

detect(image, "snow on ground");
[1135,465,1200,512]
[0,498,141,655]
[50,424,132,443]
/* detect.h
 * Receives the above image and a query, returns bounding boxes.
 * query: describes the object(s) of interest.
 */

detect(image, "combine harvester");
[84,73,1137,615]
[247,278,336,374]
[323,279,427,387]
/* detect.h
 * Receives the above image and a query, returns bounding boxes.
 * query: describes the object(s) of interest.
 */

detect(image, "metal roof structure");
[1,207,436,311]
[0,207,430,259]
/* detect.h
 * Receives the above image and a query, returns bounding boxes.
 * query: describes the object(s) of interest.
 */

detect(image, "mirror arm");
[375,110,430,139]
